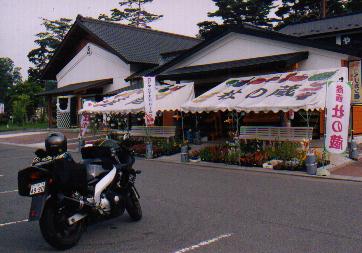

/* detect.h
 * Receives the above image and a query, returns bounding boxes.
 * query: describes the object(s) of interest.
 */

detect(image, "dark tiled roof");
[159,52,309,79]
[279,12,362,37]
[38,78,113,96]
[125,66,161,81]
[150,26,361,77]
[78,16,201,64]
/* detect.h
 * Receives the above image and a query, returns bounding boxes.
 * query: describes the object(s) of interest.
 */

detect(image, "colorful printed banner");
[182,68,348,113]
[143,77,156,126]
[325,81,352,154]
[80,82,194,115]
[348,61,362,103]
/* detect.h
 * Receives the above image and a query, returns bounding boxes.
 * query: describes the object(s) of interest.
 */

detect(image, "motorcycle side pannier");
[18,166,47,196]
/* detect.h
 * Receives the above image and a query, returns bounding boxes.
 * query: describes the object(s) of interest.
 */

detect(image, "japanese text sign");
[325,81,352,154]
[143,76,156,126]
[348,61,362,103]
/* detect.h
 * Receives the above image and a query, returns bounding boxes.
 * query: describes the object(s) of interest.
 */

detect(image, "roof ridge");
[279,10,362,28]
[77,15,201,41]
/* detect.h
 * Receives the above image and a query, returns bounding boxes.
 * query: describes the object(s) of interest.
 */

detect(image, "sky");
[0,0,217,79]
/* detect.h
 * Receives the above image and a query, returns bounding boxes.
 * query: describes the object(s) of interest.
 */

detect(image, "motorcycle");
[17,134,142,250]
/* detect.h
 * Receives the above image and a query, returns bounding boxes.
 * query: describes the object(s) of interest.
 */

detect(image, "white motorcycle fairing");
[94,167,117,205]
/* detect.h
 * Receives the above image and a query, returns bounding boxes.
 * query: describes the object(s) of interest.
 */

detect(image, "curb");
[148,157,362,183]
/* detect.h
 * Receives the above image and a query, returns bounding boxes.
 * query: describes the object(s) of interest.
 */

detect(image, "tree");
[27,18,72,82]
[0,57,21,113]
[275,0,345,29]
[12,94,30,125]
[197,0,276,39]
[98,0,163,28]
[9,80,44,121]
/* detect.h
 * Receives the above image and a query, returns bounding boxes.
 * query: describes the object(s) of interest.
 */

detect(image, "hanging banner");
[182,68,346,113]
[325,81,352,154]
[349,61,362,103]
[143,76,156,126]
[0,103,4,114]
[80,114,90,137]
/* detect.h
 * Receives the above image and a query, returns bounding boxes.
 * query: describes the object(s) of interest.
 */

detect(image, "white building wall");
[168,32,350,72]
[56,43,131,93]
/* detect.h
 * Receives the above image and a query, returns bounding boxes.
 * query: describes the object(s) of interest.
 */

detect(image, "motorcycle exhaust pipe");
[63,196,94,210]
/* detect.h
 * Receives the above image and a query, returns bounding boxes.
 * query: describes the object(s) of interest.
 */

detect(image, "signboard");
[143,77,156,126]
[0,103,4,114]
[325,81,352,154]
[80,114,90,137]
[349,61,362,103]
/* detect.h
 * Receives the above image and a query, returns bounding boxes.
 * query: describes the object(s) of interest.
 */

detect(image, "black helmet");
[45,132,67,156]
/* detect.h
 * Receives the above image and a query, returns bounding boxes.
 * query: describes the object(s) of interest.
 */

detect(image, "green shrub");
[199,146,212,161]
[12,95,30,125]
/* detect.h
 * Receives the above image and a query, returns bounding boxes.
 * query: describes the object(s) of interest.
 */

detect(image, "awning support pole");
[181,111,185,143]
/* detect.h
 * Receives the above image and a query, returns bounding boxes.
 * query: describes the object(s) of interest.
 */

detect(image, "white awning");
[80,82,194,114]
[181,68,348,113]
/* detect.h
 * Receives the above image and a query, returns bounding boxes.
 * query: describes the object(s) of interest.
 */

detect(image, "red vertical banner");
[325,81,352,154]
[80,113,90,137]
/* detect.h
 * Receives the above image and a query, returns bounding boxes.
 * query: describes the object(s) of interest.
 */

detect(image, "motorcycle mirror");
[35,149,48,158]
[123,133,130,141]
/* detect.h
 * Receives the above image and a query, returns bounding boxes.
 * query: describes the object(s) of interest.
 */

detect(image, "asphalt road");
[1,144,362,252]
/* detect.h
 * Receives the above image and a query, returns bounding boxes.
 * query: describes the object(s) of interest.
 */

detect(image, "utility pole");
[321,0,327,18]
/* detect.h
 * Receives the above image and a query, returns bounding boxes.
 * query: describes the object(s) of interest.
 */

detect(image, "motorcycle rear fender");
[28,193,50,221]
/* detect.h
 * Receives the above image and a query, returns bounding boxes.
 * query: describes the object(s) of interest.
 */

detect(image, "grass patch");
[0,122,48,132]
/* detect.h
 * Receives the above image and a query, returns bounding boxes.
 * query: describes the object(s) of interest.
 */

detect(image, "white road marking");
[0,175,3,177]
[0,219,28,227]
[0,132,47,139]
[0,189,18,194]
[174,233,233,253]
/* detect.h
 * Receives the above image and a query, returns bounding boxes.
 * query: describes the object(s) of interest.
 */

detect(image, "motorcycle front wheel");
[125,187,142,221]
[39,200,84,250]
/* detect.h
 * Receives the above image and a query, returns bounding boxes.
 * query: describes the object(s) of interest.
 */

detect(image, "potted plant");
[189,150,201,162]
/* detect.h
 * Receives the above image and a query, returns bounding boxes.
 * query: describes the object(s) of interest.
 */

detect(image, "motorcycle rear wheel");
[39,200,84,250]
[125,188,142,221]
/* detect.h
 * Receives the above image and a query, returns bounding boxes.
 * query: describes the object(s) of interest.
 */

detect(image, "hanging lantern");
[289,110,295,120]
[224,117,233,124]
[172,112,181,120]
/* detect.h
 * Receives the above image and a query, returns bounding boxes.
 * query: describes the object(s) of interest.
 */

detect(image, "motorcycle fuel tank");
[84,161,109,181]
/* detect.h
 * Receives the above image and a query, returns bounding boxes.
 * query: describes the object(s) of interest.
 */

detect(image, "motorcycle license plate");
[30,181,46,195]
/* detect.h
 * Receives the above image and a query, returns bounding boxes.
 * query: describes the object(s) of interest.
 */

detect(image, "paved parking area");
[332,159,362,177]
[0,131,105,151]
[1,144,362,252]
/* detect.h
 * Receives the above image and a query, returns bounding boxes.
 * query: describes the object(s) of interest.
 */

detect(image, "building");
[41,14,362,137]
[279,12,362,134]
[40,15,200,128]
[278,11,362,48]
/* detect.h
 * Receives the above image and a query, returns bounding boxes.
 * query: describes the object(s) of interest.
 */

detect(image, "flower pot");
[189,157,201,163]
